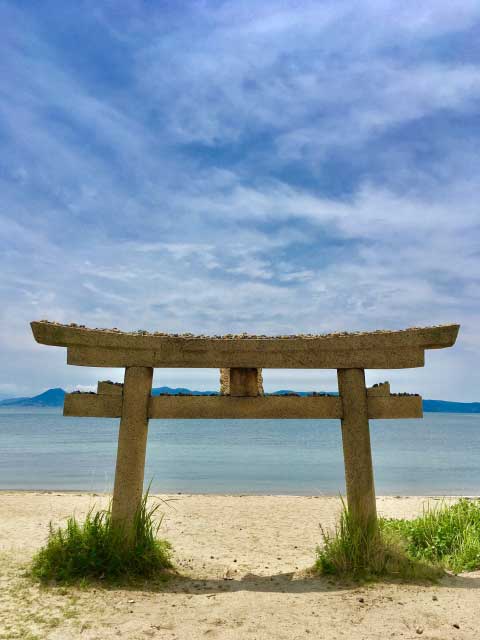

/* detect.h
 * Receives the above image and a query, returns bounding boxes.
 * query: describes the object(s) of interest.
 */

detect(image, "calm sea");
[0,408,479,495]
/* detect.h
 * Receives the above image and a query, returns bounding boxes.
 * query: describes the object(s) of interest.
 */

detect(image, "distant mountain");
[422,400,480,414]
[151,387,218,396]
[0,387,217,407]
[0,387,479,413]
[0,388,66,407]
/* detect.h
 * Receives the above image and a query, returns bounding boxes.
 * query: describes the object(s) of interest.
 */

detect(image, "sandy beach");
[0,492,479,639]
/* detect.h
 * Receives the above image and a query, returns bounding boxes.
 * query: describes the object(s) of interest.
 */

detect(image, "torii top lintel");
[31,321,459,370]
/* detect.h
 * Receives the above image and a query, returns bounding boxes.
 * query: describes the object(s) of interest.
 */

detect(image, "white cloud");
[0,1,478,400]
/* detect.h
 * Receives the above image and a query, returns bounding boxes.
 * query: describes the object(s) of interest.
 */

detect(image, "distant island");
[0,387,479,413]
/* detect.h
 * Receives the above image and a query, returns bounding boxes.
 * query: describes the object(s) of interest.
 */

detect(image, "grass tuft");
[316,499,443,581]
[381,498,480,573]
[31,492,172,583]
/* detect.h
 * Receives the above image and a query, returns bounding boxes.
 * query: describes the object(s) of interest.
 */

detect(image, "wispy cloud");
[0,1,479,400]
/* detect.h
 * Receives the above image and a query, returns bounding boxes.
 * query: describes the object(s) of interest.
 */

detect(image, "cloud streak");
[0,1,479,400]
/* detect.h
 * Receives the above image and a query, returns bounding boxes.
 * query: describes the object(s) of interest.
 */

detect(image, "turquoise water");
[0,408,479,495]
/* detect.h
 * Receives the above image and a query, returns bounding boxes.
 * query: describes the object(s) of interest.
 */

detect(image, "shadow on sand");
[98,568,480,595]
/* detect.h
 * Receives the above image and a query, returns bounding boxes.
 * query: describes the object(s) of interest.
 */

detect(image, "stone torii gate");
[31,321,459,534]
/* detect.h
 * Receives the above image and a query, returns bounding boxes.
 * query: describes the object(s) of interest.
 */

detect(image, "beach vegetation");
[317,498,480,580]
[30,492,172,583]
[381,498,480,573]
[316,499,442,581]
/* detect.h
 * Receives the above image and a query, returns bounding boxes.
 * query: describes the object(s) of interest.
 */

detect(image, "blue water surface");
[0,408,478,495]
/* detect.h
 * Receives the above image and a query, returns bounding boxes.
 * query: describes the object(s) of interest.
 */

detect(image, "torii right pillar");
[337,368,377,529]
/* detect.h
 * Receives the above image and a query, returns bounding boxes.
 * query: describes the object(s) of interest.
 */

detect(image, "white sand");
[0,492,479,639]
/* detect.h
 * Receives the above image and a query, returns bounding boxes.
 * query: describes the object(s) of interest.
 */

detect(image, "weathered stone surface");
[149,395,342,419]
[111,366,153,531]
[31,320,459,347]
[64,392,122,417]
[220,367,264,396]
[63,391,422,420]
[31,321,459,370]
[219,368,230,395]
[66,345,426,369]
[97,380,123,395]
[337,368,377,527]
[368,394,422,419]
[367,381,390,396]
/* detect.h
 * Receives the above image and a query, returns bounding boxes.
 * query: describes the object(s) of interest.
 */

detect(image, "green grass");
[381,498,480,573]
[316,498,480,580]
[315,499,443,581]
[31,492,172,583]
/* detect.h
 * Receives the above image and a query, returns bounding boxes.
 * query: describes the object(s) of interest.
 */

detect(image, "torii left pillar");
[337,368,377,530]
[111,366,153,533]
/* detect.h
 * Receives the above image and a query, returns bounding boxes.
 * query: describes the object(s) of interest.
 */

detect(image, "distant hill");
[0,388,66,407]
[422,399,480,414]
[0,387,479,413]
[0,387,218,407]
[151,387,218,396]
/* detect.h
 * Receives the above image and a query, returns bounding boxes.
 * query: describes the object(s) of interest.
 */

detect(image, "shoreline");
[1,488,480,498]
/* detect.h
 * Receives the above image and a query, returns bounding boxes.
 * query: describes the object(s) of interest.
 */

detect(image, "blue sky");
[1,1,479,400]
